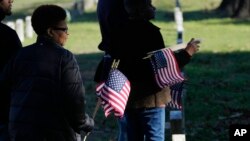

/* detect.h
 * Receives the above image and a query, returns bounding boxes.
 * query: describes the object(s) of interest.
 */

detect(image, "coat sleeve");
[11,30,22,51]
[60,51,91,133]
[0,58,14,124]
[174,49,191,69]
[0,27,21,127]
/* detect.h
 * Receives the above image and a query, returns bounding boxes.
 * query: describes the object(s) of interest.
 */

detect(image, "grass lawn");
[6,0,250,140]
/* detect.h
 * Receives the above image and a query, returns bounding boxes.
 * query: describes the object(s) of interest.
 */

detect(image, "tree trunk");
[217,0,250,19]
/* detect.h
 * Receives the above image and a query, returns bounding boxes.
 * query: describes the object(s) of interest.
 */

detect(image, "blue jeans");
[126,107,165,141]
[117,114,128,141]
[0,124,10,141]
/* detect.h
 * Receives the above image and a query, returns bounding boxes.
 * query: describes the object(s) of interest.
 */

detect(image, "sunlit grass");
[5,0,250,140]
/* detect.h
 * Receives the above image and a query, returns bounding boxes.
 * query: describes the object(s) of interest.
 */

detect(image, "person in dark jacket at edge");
[94,0,129,83]
[94,0,129,141]
[95,0,200,140]
[0,0,22,140]
[0,4,94,141]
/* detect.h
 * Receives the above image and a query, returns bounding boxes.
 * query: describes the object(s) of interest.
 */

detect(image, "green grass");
[6,0,250,140]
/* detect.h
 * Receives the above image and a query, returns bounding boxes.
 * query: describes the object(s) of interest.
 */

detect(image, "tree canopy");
[217,0,250,19]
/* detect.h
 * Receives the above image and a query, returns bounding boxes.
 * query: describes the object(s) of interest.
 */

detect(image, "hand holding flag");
[185,38,201,56]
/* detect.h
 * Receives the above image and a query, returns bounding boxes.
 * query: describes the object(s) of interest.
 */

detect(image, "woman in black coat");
[0,5,94,141]
[103,0,200,140]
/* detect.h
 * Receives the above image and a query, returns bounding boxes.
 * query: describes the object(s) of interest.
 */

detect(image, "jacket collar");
[36,36,61,48]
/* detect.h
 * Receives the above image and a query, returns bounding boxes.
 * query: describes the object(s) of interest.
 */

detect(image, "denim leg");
[144,108,165,141]
[117,114,128,141]
[126,108,165,141]
[126,109,145,141]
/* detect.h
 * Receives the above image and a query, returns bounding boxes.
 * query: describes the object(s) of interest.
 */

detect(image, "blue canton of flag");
[154,50,168,69]
[96,69,130,118]
[150,48,184,88]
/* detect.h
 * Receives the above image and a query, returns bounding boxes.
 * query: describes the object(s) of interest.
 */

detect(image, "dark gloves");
[81,114,94,133]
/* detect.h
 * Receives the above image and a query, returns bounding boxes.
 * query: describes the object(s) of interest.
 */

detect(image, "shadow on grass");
[75,51,250,141]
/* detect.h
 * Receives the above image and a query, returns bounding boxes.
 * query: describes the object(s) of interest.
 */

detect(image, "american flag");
[167,82,184,109]
[150,48,184,88]
[96,69,130,118]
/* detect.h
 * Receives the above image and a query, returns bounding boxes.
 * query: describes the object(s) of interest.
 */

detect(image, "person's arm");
[11,30,22,50]
[0,57,15,125]
[0,28,21,127]
[174,49,191,69]
[174,38,200,69]
[61,51,94,133]
[8,28,22,57]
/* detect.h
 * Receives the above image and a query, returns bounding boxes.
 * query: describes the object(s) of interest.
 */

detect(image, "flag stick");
[83,98,102,141]
[142,54,153,59]
[111,59,116,68]
[143,43,188,59]
[84,59,121,141]
[92,98,101,118]
[111,59,120,69]
[114,60,120,68]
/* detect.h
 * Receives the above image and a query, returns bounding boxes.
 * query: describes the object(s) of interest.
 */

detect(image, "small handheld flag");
[96,60,131,118]
[149,48,184,88]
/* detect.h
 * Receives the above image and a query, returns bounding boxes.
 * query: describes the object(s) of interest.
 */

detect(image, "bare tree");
[217,0,250,19]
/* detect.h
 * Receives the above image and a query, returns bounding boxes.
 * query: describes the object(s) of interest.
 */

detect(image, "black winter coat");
[97,0,128,51]
[95,19,191,108]
[0,13,22,72]
[0,11,22,141]
[0,36,88,141]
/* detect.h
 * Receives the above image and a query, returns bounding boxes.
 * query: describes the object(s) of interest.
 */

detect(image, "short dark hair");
[31,4,66,35]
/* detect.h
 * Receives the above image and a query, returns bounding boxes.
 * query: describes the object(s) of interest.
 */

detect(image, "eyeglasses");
[52,27,68,34]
